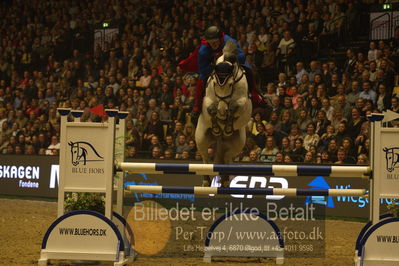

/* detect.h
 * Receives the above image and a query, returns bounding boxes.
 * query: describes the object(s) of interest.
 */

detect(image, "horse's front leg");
[223,97,251,136]
[230,96,252,130]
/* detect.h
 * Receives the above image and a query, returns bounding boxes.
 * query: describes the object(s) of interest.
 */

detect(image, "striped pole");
[126,185,367,197]
[118,162,371,178]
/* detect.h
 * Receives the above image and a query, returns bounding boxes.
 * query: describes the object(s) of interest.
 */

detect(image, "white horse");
[195,40,252,187]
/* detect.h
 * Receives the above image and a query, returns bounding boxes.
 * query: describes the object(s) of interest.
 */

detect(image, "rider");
[179,25,262,116]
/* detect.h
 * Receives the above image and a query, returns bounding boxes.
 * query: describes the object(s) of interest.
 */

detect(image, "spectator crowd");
[0,0,398,165]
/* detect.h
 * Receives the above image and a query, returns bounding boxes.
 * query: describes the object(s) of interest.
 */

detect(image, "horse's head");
[384,147,396,172]
[211,41,241,120]
[69,141,87,166]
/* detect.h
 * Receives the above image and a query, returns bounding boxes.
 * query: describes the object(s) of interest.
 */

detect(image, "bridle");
[208,61,245,119]
[211,61,245,104]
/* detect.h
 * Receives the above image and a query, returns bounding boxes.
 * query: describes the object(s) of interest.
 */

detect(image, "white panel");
[64,124,110,191]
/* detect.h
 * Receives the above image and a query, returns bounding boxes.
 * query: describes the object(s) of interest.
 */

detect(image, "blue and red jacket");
[178,34,262,106]
[179,34,250,79]
[198,34,250,80]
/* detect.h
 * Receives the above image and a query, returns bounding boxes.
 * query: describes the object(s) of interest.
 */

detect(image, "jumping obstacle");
[127,185,367,197]
[39,109,399,265]
[39,109,132,266]
[353,112,399,266]
[118,162,370,178]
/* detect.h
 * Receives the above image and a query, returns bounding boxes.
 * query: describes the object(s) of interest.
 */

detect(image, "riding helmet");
[205,26,222,41]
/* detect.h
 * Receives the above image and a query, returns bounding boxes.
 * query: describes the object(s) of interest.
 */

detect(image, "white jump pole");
[126,185,367,197]
[117,162,371,178]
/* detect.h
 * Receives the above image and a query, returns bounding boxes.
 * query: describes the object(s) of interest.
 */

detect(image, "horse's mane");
[222,40,238,64]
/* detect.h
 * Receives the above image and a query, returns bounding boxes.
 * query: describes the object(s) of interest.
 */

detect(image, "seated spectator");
[146,99,161,121]
[144,111,164,148]
[295,62,309,84]
[139,68,152,89]
[183,123,195,142]
[331,109,348,131]
[290,135,306,161]
[318,151,332,164]
[24,144,36,155]
[320,98,334,122]
[296,109,312,133]
[346,81,361,106]
[357,153,369,165]
[275,152,284,163]
[315,110,331,136]
[268,111,281,132]
[298,74,311,98]
[5,144,14,154]
[127,147,137,158]
[284,154,293,163]
[335,147,352,164]
[280,110,295,135]
[150,146,163,159]
[376,84,391,112]
[357,138,370,157]
[45,135,60,155]
[320,125,336,150]
[175,135,189,159]
[260,136,279,162]
[277,30,295,74]
[163,149,175,160]
[181,150,191,160]
[262,83,277,106]
[168,121,185,146]
[242,150,259,163]
[280,137,292,155]
[303,123,320,151]
[265,124,284,149]
[148,135,161,152]
[308,98,320,121]
[248,112,268,136]
[303,151,316,163]
[347,108,366,141]
[252,122,267,150]
[359,81,377,104]
[342,137,357,164]
[302,23,319,61]
[163,135,176,153]
[285,122,299,143]
[194,151,202,161]
[125,120,141,150]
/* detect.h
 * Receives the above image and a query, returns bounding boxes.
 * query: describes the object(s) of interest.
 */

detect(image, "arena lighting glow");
[102,22,109,28]
[383,3,392,10]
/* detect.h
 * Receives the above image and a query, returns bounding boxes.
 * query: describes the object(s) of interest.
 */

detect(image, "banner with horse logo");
[62,125,113,192]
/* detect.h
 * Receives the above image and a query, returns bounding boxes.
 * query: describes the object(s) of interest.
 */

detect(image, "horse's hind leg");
[195,117,216,187]
[220,128,247,187]
[212,141,230,188]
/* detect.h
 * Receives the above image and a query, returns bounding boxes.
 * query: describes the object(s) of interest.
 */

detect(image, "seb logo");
[211,176,288,200]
